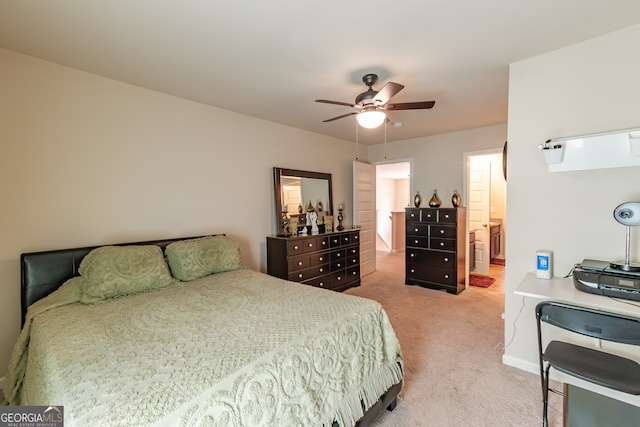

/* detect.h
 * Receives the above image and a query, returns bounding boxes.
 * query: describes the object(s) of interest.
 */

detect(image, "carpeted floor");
[345,250,562,427]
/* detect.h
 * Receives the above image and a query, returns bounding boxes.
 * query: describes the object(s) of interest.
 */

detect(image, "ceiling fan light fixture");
[356,110,386,128]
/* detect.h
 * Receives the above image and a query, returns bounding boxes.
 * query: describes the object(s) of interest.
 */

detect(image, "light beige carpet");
[346,251,563,427]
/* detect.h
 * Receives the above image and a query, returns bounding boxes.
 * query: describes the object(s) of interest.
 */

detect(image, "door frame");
[462,147,505,279]
[372,158,414,251]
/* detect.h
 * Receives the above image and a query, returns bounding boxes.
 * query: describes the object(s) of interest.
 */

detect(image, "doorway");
[374,160,411,254]
[464,149,506,278]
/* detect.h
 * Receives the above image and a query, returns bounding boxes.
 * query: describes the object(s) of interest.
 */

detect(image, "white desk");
[515,272,640,317]
[514,272,640,408]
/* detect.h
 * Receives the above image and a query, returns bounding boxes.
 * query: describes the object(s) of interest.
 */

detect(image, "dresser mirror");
[273,167,333,235]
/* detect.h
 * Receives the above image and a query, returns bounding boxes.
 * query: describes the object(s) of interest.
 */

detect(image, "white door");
[353,161,376,276]
[468,157,491,275]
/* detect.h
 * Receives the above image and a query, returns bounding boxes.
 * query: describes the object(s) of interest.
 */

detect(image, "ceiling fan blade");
[322,111,358,122]
[385,101,435,110]
[315,99,357,108]
[373,82,404,105]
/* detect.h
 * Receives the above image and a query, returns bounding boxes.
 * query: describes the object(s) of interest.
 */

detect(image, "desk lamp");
[610,202,640,272]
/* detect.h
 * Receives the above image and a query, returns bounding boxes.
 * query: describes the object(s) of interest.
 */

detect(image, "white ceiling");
[2,1,640,145]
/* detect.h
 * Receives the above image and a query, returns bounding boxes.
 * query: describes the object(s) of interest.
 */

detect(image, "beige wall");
[368,124,508,204]
[504,22,640,389]
[0,47,366,378]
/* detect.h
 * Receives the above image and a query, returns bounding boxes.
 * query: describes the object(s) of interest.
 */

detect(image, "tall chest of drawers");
[266,230,360,292]
[405,207,466,294]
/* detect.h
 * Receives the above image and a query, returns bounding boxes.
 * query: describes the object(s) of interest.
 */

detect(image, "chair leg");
[542,364,551,427]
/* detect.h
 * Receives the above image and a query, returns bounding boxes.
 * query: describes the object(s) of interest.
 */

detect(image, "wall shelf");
[541,127,640,172]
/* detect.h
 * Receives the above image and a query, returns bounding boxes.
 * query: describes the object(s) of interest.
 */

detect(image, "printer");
[573,259,640,302]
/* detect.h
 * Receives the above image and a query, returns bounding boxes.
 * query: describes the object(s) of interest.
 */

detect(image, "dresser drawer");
[406,264,456,286]
[438,209,457,224]
[288,268,314,282]
[346,265,360,282]
[422,209,437,222]
[302,237,318,253]
[406,223,428,236]
[407,236,428,248]
[430,238,456,251]
[309,264,330,276]
[287,240,306,256]
[340,233,352,245]
[406,208,421,221]
[288,256,310,272]
[347,253,360,266]
[330,249,346,262]
[317,235,330,250]
[309,252,330,266]
[329,234,342,247]
[430,225,456,238]
[351,231,360,244]
[331,258,346,271]
[305,272,332,288]
[347,246,359,257]
[406,249,455,269]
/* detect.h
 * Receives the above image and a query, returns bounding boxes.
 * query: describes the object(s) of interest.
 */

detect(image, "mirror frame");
[273,167,333,236]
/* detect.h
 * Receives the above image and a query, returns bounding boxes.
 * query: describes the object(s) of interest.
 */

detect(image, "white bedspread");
[5,268,403,427]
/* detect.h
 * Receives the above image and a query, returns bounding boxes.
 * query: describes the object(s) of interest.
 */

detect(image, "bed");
[2,235,403,427]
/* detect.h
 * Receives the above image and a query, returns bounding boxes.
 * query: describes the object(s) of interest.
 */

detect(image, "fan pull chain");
[384,121,387,159]
[355,120,359,160]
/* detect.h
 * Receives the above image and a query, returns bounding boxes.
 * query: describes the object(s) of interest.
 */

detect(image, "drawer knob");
[297,261,303,266]
[319,256,324,261]
[444,274,449,279]
[322,241,327,246]
[293,245,299,250]
[444,214,450,219]
[336,253,341,257]
[319,282,324,287]
[410,269,415,273]
[440,242,445,247]
[344,237,348,242]
[319,268,324,272]
[298,273,303,279]
[414,239,419,244]
[337,263,342,268]
[440,229,445,234]
[414,228,419,232]
[444,258,449,262]
[337,276,342,281]
[410,253,415,257]
[308,243,313,248]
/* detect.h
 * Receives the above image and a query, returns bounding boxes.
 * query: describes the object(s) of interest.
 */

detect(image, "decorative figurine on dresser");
[268,167,361,292]
[405,206,467,294]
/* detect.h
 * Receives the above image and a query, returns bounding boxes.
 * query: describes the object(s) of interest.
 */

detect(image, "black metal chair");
[536,301,640,427]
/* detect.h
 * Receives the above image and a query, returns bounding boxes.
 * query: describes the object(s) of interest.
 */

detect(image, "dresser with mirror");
[267,167,360,291]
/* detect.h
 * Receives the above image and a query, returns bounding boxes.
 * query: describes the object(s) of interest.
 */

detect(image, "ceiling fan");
[315,73,435,129]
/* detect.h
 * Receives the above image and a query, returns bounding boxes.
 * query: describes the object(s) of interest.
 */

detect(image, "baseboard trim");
[502,354,538,375]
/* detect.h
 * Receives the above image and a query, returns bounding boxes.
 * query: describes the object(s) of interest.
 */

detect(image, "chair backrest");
[536,301,640,346]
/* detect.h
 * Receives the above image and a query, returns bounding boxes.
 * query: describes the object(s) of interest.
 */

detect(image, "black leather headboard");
[20,235,211,326]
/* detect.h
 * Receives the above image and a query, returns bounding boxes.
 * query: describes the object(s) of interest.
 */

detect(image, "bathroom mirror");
[273,167,333,235]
